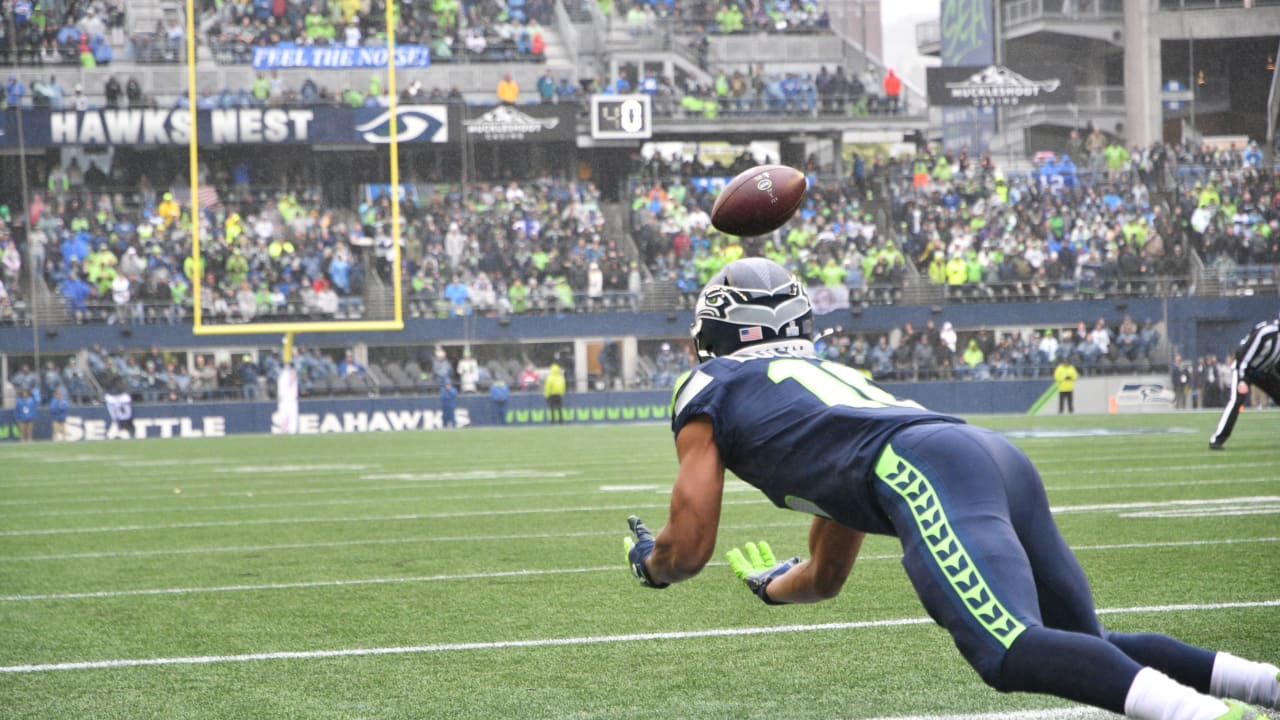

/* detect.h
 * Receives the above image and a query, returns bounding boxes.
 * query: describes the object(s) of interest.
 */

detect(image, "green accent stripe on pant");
[876,444,1027,649]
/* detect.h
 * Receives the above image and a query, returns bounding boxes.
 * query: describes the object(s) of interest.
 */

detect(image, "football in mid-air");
[710,164,808,237]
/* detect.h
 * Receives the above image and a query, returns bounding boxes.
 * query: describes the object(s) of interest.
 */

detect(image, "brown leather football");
[710,164,808,237]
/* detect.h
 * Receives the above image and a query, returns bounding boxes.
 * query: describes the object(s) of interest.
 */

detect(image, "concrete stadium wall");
[1029,374,1177,416]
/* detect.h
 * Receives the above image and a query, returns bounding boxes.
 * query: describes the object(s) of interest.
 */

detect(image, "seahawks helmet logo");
[696,286,756,319]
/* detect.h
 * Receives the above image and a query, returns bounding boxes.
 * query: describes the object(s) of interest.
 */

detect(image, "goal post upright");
[184,0,202,335]
[184,0,405,338]
[384,0,404,330]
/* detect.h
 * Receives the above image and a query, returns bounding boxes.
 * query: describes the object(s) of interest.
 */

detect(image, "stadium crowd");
[0,0,558,67]
[813,314,1166,385]
[195,0,554,66]
[0,0,125,67]
[1,63,896,121]
[1,131,1276,407]
[3,335,694,407]
[0,133,1275,330]
[0,171,648,326]
[605,0,830,36]
[631,134,1277,309]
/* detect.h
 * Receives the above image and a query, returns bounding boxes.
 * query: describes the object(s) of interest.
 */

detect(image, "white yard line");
[1040,462,1279,476]
[1,449,1269,495]
[0,499,763,537]
[0,466,578,493]
[1,599,1275,674]
[0,521,812,562]
[0,565,625,601]
[4,496,1278,539]
[5,537,1277,600]
[10,474,1267,520]
[0,488,598,519]
[1048,476,1280,492]
[0,476,596,507]
[2,467,1275,513]
[1050,496,1280,514]
[0,532,1273,565]
[861,707,1118,720]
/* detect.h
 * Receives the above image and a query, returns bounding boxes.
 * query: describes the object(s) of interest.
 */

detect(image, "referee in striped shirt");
[1209,316,1280,450]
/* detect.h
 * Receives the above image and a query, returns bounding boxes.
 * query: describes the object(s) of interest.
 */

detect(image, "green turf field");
[1,411,1277,719]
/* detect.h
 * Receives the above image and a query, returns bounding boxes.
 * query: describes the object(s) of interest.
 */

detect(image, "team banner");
[0,105,450,147]
[939,0,995,154]
[0,380,1054,440]
[252,44,431,70]
[927,65,1076,107]
[0,392,677,441]
[452,103,577,144]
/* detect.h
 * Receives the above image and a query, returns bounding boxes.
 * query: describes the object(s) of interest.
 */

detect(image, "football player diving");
[625,257,1278,719]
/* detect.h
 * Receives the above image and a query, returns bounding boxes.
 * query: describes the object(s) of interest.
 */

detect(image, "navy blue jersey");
[671,346,963,535]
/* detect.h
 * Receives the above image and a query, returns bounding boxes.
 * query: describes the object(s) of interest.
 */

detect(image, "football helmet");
[691,258,814,360]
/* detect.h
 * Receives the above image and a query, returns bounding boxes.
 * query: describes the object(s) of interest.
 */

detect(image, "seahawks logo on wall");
[354,106,449,144]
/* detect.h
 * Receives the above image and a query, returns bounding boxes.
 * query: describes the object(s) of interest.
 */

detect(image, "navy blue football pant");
[872,422,1216,710]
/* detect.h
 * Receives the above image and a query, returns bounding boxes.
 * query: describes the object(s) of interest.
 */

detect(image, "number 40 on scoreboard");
[590,94,653,140]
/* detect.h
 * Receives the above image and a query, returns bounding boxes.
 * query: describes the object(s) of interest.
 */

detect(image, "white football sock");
[1125,667,1231,720]
[1210,652,1280,709]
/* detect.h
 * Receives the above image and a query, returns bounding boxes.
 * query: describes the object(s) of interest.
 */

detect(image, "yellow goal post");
[181,0,406,352]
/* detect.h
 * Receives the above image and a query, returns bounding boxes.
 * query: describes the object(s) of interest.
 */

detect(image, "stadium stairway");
[30,278,70,328]
[598,201,641,263]
[129,0,183,41]
[363,262,397,322]
[900,273,943,306]
[1189,249,1218,297]
[637,278,684,312]
[601,23,713,88]
[122,0,183,44]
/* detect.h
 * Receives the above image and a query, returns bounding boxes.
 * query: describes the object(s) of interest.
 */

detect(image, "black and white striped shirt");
[1236,319,1280,379]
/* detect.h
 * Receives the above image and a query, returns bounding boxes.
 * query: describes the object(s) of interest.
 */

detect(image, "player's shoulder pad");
[671,366,718,421]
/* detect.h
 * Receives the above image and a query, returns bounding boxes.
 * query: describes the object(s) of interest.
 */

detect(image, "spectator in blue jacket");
[14,386,38,442]
[60,274,93,319]
[489,378,510,424]
[48,388,70,441]
[238,354,260,400]
[338,350,365,376]
[555,76,577,103]
[440,380,458,428]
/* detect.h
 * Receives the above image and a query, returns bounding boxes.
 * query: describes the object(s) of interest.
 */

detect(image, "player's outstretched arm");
[625,417,725,588]
[759,517,865,604]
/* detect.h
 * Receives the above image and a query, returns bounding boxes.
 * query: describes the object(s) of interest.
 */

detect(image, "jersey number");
[768,359,919,409]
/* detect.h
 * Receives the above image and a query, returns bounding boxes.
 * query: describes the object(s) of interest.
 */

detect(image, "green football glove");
[725,541,800,605]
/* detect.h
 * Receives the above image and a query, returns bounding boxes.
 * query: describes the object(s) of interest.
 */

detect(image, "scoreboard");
[590,94,652,140]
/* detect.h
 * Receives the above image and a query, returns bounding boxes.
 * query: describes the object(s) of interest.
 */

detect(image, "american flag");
[739,326,763,342]
[197,186,221,209]
[173,186,222,209]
